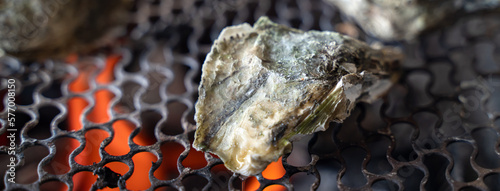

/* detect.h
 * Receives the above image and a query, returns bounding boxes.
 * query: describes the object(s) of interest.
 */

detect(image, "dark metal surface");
[1,0,500,190]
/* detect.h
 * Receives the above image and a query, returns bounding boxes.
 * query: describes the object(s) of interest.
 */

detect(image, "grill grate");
[1,0,500,190]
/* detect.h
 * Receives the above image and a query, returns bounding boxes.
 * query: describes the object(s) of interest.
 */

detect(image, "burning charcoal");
[193,17,402,176]
[325,0,500,40]
[0,0,131,60]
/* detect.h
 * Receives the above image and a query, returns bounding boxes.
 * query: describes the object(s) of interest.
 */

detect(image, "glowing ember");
[244,157,286,191]
[66,54,233,190]
[68,55,156,190]
[262,157,286,180]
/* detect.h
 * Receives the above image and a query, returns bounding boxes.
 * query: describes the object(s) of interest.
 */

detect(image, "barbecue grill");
[1,0,500,190]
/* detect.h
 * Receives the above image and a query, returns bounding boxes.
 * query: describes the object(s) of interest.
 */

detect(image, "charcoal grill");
[1,0,500,190]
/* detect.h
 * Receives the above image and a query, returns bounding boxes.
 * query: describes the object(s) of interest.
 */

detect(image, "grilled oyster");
[0,0,132,60]
[193,17,401,176]
[325,0,500,40]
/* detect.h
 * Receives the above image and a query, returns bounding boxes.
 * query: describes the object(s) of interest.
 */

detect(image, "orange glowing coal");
[243,157,287,191]
[68,55,156,190]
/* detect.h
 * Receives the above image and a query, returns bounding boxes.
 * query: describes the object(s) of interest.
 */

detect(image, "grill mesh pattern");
[1,0,500,190]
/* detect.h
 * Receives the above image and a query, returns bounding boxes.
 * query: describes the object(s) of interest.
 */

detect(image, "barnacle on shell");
[193,17,402,176]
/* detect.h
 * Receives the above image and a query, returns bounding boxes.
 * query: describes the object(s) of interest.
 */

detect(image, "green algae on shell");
[193,16,402,176]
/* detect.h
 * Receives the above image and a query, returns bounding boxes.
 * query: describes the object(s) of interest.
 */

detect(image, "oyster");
[0,0,132,60]
[325,0,500,40]
[193,17,402,176]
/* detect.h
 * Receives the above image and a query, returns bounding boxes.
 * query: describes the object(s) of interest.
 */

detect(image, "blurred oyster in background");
[193,17,402,176]
[0,0,132,60]
[326,0,500,40]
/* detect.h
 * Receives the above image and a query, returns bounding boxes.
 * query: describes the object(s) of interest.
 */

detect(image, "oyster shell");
[0,0,131,60]
[325,0,500,40]
[193,17,402,176]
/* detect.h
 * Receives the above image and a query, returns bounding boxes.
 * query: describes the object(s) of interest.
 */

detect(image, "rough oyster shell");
[0,0,131,60]
[325,0,500,40]
[193,17,402,176]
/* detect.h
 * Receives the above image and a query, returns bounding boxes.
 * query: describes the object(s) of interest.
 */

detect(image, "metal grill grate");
[1,0,500,190]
